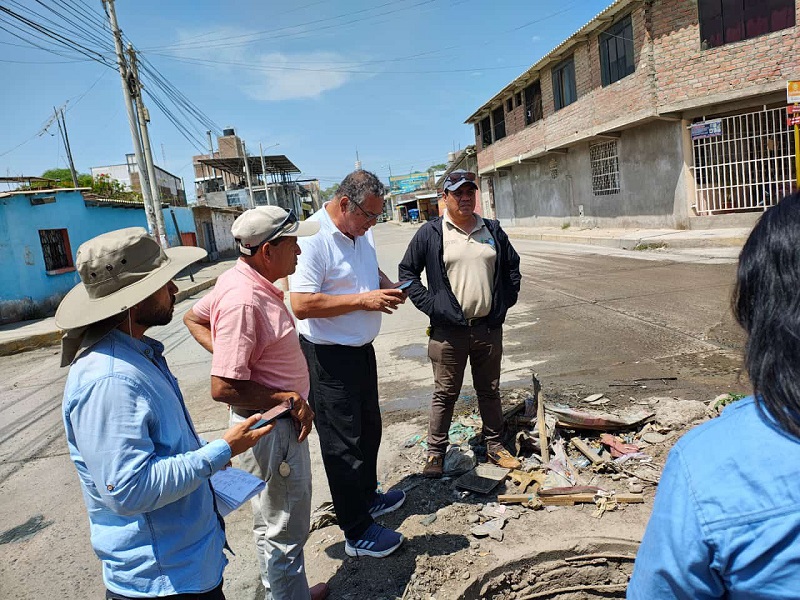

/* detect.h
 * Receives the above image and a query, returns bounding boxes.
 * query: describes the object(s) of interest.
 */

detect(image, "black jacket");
[398,217,521,328]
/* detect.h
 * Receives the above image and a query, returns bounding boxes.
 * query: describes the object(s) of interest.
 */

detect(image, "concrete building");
[190,204,240,262]
[466,0,798,228]
[91,155,187,207]
[192,128,303,214]
[0,185,196,324]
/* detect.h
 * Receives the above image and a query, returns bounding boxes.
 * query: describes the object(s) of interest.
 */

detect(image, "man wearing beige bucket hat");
[184,206,329,600]
[57,227,275,600]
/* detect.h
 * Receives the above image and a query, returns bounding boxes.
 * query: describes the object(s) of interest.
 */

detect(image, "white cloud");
[170,28,365,101]
[243,52,354,101]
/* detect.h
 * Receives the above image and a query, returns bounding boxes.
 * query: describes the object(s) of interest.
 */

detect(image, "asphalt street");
[0,223,743,599]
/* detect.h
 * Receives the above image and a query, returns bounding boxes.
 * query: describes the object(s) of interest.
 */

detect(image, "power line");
[144,0,440,52]
[0,5,114,66]
[148,51,537,75]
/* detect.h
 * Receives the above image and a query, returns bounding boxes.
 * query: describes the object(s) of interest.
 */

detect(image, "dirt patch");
[305,377,747,600]
[462,540,639,600]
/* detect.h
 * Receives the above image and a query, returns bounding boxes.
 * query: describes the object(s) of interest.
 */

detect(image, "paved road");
[0,223,743,599]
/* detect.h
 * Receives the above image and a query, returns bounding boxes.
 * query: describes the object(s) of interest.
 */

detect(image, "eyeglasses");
[444,171,476,187]
[351,200,383,222]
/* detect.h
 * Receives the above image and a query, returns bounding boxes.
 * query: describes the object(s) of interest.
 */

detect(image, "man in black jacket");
[398,170,522,478]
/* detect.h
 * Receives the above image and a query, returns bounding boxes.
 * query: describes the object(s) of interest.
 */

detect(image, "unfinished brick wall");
[652,0,800,109]
[474,0,799,171]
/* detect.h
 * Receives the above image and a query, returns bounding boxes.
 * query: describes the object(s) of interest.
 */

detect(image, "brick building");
[466,0,798,227]
[91,155,187,207]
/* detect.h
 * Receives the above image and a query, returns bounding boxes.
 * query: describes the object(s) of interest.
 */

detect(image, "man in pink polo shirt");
[184,206,327,600]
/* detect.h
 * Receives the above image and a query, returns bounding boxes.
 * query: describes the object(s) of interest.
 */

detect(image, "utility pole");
[259,142,271,206]
[103,0,158,239]
[54,107,79,187]
[242,140,255,209]
[206,130,221,192]
[128,45,168,246]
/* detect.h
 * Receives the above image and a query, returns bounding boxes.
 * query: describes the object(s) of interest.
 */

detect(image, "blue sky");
[1,0,613,197]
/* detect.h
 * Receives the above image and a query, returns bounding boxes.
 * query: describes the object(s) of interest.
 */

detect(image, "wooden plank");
[533,374,550,464]
[570,438,605,465]
[498,493,538,504]
[540,493,644,506]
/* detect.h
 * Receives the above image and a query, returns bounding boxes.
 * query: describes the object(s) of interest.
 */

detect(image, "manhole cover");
[460,539,638,600]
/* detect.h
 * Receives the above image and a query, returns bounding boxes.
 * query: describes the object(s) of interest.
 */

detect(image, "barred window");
[39,229,73,272]
[590,141,620,195]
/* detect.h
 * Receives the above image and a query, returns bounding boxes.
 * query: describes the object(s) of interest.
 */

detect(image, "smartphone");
[249,403,293,430]
[395,280,413,290]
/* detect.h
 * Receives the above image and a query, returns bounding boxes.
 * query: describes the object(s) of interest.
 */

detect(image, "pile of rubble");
[398,375,739,526]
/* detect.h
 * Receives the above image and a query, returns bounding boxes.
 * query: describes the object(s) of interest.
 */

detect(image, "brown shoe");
[422,455,444,478]
[488,448,521,470]
[310,582,330,600]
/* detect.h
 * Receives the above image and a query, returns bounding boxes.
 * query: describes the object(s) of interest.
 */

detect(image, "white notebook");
[211,467,265,517]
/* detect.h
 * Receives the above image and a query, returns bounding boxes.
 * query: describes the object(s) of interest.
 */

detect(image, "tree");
[428,163,447,172]
[41,168,93,188]
[320,183,339,202]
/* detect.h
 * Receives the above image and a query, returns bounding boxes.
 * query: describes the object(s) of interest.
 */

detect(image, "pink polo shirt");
[192,260,309,399]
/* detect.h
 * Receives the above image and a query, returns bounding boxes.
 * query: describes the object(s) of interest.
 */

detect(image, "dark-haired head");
[733,191,800,437]
[335,170,386,213]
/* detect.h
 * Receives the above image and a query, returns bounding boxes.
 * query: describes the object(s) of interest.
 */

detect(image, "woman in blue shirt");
[628,191,800,599]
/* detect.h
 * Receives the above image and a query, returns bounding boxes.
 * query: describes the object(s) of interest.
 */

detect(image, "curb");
[175,277,218,304]
[507,231,747,250]
[0,276,220,357]
[0,331,63,357]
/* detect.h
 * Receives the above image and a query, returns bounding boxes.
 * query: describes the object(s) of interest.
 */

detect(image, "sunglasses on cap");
[267,208,297,241]
[445,171,477,186]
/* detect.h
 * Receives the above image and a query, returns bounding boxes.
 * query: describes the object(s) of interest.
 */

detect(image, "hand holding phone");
[249,399,294,430]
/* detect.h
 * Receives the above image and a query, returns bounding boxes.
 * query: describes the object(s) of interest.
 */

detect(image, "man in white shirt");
[290,170,407,558]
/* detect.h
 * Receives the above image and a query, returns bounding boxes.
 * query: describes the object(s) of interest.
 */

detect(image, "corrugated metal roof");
[0,187,90,199]
[83,196,168,209]
[465,0,639,123]
[197,155,300,175]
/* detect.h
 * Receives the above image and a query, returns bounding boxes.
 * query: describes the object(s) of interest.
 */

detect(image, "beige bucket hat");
[55,227,206,330]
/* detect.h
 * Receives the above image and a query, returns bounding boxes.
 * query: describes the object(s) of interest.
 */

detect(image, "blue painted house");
[0,187,198,324]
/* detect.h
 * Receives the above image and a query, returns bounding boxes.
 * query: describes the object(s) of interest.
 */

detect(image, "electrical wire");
[144,0,440,52]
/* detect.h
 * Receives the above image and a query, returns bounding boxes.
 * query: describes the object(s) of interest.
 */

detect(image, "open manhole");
[459,538,639,600]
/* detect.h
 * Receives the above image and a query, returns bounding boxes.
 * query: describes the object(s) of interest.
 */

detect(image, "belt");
[231,405,294,421]
[465,316,489,327]
[230,406,260,418]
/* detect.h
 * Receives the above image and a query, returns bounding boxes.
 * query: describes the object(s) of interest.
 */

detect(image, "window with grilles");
[691,107,796,215]
[39,229,73,272]
[590,140,621,195]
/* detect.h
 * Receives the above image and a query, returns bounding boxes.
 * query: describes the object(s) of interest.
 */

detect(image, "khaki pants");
[230,413,312,600]
[427,324,505,456]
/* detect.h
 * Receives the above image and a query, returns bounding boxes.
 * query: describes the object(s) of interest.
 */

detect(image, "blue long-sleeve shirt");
[628,396,800,599]
[63,329,232,597]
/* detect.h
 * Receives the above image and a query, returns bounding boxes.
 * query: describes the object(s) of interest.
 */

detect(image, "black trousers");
[105,581,225,600]
[300,336,381,540]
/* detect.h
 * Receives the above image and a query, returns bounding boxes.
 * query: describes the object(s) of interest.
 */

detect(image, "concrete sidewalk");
[0,257,237,357]
[390,219,750,249]
[504,224,750,249]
